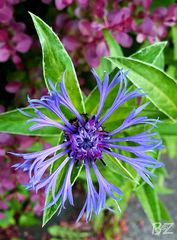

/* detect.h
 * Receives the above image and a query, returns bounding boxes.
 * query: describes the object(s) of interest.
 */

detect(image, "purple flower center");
[64,116,109,160]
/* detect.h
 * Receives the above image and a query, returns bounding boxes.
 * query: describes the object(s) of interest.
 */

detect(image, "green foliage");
[103,30,123,57]
[136,184,161,224]
[107,181,134,221]
[172,25,177,61]
[136,184,173,224]
[86,41,169,123]
[159,200,173,222]
[0,211,15,228]
[30,13,85,114]
[0,107,61,136]
[131,41,167,69]
[19,212,39,226]
[158,122,177,136]
[48,225,90,239]
[163,136,177,158]
[107,56,177,121]
[103,153,138,183]
[96,30,123,79]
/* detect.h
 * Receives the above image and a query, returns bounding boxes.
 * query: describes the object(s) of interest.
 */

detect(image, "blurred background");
[0,0,177,239]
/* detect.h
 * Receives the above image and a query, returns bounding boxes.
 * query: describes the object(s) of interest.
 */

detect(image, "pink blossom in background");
[78,19,92,37]
[0,133,13,145]
[13,32,32,53]
[62,36,80,52]
[55,0,73,10]
[113,31,133,48]
[16,135,35,150]
[0,0,176,67]
[0,133,46,219]
[164,3,177,26]
[0,2,13,23]
[0,22,32,64]
[5,81,22,93]
[31,190,45,216]
[77,0,88,8]
[0,0,32,66]
[0,44,11,62]
[92,0,107,18]
[52,0,177,67]
[0,148,5,156]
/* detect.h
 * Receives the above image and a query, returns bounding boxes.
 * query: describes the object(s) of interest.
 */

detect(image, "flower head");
[12,69,163,221]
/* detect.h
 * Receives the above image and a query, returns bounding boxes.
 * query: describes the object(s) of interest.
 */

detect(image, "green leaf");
[103,29,123,57]
[172,24,177,61]
[159,200,172,222]
[93,211,104,232]
[86,43,168,119]
[96,58,113,80]
[157,122,177,136]
[48,225,90,239]
[166,65,176,79]
[0,108,61,136]
[103,106,166,130]
[156,185,174,195]
[103,153,138,183]
[106,181,133,221]
[154,51,165,70]
[30,13,85,113]
[163,136,177,158]
[107,57,177,121]
[19,212,39,226]
[136,184,161,224]
[96,30,123,79]
[0,211,15,227]
[151,0,175,9]
[131,41,167,69]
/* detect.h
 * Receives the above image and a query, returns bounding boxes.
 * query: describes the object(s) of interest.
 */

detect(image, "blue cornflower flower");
[12,69,164,221]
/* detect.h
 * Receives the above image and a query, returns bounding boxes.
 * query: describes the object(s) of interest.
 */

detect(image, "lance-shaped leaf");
[131,41,167,69]
[157,122,177,136]
[103,30,123,57]
[0,108,61,136]
[86,41,168,115]
[172,25,177,61]
[107,57,177,121]
[159,200,172,222]
[136,184,161,224]
[30,13,85,113]
[103,153,138,183]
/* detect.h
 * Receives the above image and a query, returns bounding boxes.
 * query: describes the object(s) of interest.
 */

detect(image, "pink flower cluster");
[53,0,177,67]
[42,0,74,10]
[0,0,176,67]
[0,0,32,65]
[0,133,46,219]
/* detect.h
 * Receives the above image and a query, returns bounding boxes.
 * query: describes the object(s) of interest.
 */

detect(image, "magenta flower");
[5,81,22,94]
[0,21,32,64]
[55,0,73,10]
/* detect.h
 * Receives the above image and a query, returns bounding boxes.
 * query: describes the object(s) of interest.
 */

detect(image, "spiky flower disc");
[12,69,163,221]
